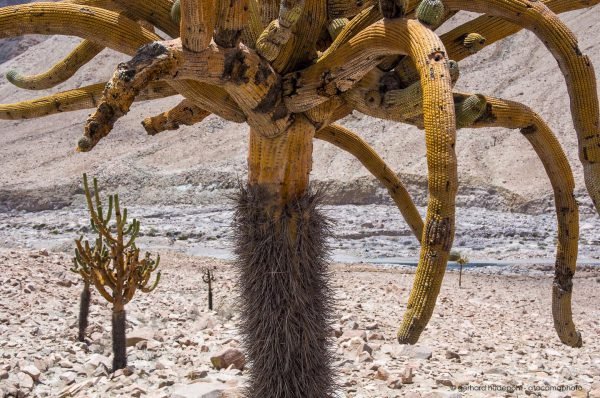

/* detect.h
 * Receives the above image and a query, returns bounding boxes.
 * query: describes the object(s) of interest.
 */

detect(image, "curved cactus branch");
[328,0,376,19]
[0,3,161,55]
[271,0,328,73]
[214,0,249,48]
[394,0,600,85]
[255,0,305,62]
[142,99,211,135]
[79,41,182,151]
[180,0,217,51]
[443,0,600,215]
[0,81,176,120]
[464,94,582,347]
[6,40,104,91]
[109,0,180,37]
[316,124,424,240]
[441,0,600,62]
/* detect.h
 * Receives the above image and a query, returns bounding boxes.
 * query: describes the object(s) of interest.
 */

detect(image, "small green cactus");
[71,174,160,371]
[463,33,487,54]
[202,266,216,311]
[416,0,445,27]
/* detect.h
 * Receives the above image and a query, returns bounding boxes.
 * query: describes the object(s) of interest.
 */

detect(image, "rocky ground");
[1,249,599,398]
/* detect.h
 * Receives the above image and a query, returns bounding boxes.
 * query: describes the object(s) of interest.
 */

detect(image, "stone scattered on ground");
[0,249,599,397]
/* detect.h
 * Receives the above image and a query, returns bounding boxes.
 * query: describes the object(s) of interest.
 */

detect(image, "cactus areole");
[3,0,600,394]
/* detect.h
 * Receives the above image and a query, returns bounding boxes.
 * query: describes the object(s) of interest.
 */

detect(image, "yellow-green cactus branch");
[271,0,328,74]
[167,80,246,123]
[316,124,424,240]
[109,0,180,37]
[462,32,486,54]
[285,19,455,113]
[255,0,305,62]
[0,81,176,121]
[320,5,381,60]
[142,99,211,135]
[466,94,582,347]
[180,0,216,51]
[6,40,104,90]
[171,0,181,24]
[241,0,263,47]
[214,0,249,48]
[454,94,487,128]
[440,0,600,62]
[443,0,600,214]
[0,3,161,56]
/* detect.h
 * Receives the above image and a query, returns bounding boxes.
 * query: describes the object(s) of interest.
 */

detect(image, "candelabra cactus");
[2,0,600,394]
[71,174,160,371]
[201,266,216,311]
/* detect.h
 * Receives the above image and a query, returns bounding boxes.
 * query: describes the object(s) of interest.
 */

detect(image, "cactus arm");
[319,5,381,60]
[442,0,600,214]
[91,274,114,303]
[394,0,600,86]
[0,4,245,125]
[214,0,249,48]
[79,41,181,152]
[460,93,582,347]
[110,0,180,38]
[6,40,104,91]
[168,80,246,123]
[0,81,177,121]
[271,0,327,74]
[180,0,216,51]
[285,18,458,343]
[241,0,263,48]
[142,99,211,135]
[140,272,161,293]
[315,124,424,241]
[0,3,161,56]
[285,18,458,113]
[327,0,376,19]
[255,0,306,64]
[83,174,118,244]
[440,0,600,63]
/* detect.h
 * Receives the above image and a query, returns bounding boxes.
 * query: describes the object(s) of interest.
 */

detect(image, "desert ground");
[1,249,599,398]
[2,1,600,397]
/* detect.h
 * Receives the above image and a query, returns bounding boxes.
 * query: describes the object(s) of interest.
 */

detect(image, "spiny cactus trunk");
[234,117,336,397]
[77,282,91,342]
[233,186,335,398]
[112,307,127,371]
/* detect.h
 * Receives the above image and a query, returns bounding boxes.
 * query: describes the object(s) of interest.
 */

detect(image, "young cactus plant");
[201,266,216,311]
[71,174,161,371]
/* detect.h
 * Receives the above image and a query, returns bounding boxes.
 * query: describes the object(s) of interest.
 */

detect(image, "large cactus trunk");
[233,117,336,397]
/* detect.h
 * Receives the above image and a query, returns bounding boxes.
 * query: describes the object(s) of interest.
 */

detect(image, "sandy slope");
[0,7,599,212]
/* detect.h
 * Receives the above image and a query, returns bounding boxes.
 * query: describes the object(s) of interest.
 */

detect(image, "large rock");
[210,349,245,370]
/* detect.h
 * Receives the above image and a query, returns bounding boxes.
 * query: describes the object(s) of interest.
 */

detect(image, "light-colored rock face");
[0,8,599,212]
[1,249,599,397]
